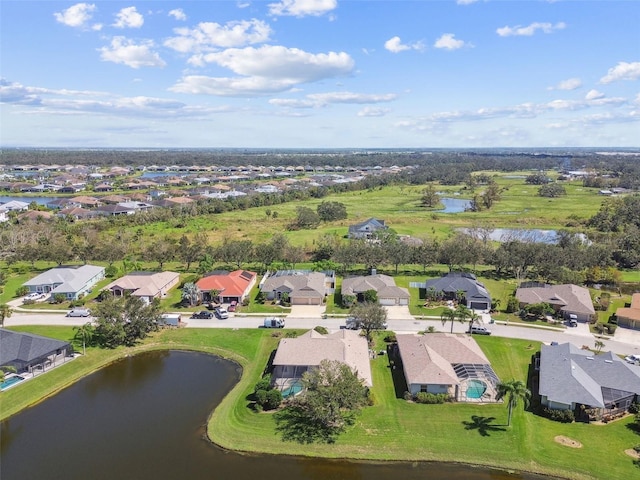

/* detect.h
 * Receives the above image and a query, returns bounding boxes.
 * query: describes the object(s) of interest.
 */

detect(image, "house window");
[420,385,428,393]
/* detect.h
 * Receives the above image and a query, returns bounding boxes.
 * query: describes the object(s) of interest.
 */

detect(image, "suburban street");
[5,307,640,358]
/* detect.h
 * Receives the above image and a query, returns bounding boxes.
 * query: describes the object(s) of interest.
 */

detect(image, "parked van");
[264,317,285,328]
[468,325,491,335]
[67,308,91,317]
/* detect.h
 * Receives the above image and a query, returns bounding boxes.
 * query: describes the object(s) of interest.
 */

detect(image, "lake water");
[0,195,54,206]
[437,197,471,213]
[0,350,551,480]
[461,228,589,245]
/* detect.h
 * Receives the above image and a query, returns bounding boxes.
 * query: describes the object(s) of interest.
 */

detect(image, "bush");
[403,391,413,401]
[605,323,617,334]
[254,375,271,394]
[383,333,397,343]
[22,299,35,305]
[628,402,640,414]
[15,286,29,297]
[314,326,329,335]
[264,389,283,410]
[52,294,66,304]
[544,407,574,423]
[105,265,119,278]
[414,392,450,404]
[506,296,519,313]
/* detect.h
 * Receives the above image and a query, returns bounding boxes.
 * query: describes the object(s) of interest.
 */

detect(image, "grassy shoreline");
[2,327,638,480]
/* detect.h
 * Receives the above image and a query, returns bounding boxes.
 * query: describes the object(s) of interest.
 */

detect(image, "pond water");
[0,350,552,480]
[437,197,471,213]
[461,228,589,245]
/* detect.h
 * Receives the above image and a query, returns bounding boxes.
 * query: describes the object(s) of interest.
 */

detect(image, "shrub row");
[403,391,451,404]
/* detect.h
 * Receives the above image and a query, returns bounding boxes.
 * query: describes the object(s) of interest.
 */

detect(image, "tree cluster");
[91,295,162,348]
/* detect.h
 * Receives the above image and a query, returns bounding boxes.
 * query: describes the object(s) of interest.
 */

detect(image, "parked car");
[24,292,45,302]
[263,317,285,328]
[228,301,238,312]
[191,311,214,319]
[625,354,640,365]
[214,307,229,319]
[468,325,491,335]
[66,308,91,317]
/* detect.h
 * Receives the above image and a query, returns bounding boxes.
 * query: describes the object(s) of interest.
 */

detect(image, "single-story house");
[341,274,410,306]
[94,204,135,216]
[348,217,388,239]
[538,342,640,419]
[424,272,492,311]
[0,200,29,212]
[271,329,372,396]
[195,270,257,303]
[615,293,640,330]
[0,328,72,375]
[261,270,333,305]
[395,333,500,402]
[102,271,180,304]
[516,284,595,323]
[23,265,105,300]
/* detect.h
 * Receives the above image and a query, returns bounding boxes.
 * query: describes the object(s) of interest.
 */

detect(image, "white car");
[624,354,640,365]
[67,308,91,317]
[24,292,44,302]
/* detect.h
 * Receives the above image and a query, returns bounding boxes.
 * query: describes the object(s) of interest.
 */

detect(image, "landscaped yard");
[2,326,638,479]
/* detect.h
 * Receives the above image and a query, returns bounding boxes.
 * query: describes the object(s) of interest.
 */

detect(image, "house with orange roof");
[616,293,640,331]
[196,270,257,304]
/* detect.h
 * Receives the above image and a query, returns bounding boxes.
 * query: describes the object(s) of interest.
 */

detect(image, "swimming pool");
[1,375,25,391]
[466,379,487,399]
[281,382,303,398]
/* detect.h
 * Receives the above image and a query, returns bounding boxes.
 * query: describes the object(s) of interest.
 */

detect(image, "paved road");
[5,310,640,357]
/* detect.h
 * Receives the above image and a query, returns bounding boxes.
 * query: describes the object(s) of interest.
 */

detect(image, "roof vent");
[586,356,594,360]
[604,360,613,364]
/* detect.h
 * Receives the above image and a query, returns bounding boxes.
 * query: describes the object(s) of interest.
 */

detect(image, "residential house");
[615,293,640,330]
[0,328,72,375]
[271,329,372,396]
[424,272,492,311]
[196,270,257,304]
[261,270,332,305]
[17,210,54,222]
[0,200,29,212]
[348,217,388,239]
[538,342,640,420]
[516,284,596,323]
[68,195,101,208]
[341,274,410,306]
[23,265,105,301]
[94,204,135,216]
[395,333,500,402]
[57,207,96,220]
[103,271,180,304]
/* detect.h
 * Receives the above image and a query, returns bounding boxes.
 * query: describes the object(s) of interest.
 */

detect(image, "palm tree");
[0,365,17,382]
[0,303,13,327]
[495,379,531,427]
[74,322,94,355]
[467,309,480,332]
[440,308,459,333]
[594,340,605,354]
[181,282,201,307]
[455,304,472,330]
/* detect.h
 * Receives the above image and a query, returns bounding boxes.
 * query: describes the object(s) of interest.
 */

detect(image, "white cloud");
[433,33,469,50]
[599,61,640,84]
[456,0,479,4]
[384,36,425,53]
[99,37,166,69]
[164,20,272,54]
[170,75,296,97]
[549,78,582,91]
[54,3,99,29]
[306,91,396,105]
[585,89,605,100]
[112,6,144,29]
[191,45,354,83]
[357,107,390,117]
[168,9,187,21]
[269,98,317,108]
[496,22,566,37]
[268,0,337,17]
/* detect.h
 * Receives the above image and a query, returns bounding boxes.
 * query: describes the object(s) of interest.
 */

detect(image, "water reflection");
[1,350,552,480]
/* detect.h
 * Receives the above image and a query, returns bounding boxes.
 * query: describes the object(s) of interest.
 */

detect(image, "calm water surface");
[1,351,552,480]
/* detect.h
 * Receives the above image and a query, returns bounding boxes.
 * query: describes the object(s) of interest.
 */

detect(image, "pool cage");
[453,363,500,402]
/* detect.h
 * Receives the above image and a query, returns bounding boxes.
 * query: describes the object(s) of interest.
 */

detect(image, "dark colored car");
[191,311,214,319]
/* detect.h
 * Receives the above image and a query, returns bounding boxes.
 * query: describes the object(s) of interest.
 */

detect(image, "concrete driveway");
[287,304,326,318]
[384,305,414,320]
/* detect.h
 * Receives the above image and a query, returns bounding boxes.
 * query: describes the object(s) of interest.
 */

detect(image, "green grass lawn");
[2,327,638,479]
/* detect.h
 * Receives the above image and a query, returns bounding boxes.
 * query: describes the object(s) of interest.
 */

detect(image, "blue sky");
[1,0,638,149]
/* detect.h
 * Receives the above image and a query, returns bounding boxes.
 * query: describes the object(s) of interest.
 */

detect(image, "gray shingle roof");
[424,272,491,303]
[23,265,105,295]
[0,328,70,366]
[539,343,640,408]
[342,274,410,300]
[516,284,595,316]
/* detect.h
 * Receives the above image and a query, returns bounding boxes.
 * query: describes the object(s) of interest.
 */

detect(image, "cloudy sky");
[1,0,639,148]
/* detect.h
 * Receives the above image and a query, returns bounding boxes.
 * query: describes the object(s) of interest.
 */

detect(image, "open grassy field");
[2,326,638,479]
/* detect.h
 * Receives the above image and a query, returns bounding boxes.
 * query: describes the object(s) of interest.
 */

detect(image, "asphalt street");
[5,309,640,358]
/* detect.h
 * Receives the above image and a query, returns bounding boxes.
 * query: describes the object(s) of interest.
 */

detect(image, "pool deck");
[0,353,81,392]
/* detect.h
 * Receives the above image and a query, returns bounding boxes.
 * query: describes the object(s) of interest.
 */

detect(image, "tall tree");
[317,201,348,221]
[0,303,13,327]
[181,282,202,307]
[420,184,440,208]
[73,322,94,355]
[349,301,388,343]
[440,307,460,334]
[495,379,531,427]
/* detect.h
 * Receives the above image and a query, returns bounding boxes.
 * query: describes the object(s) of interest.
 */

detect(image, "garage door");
[470,302,488,310]
[379,298,396,306]
[399,298,409,306]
